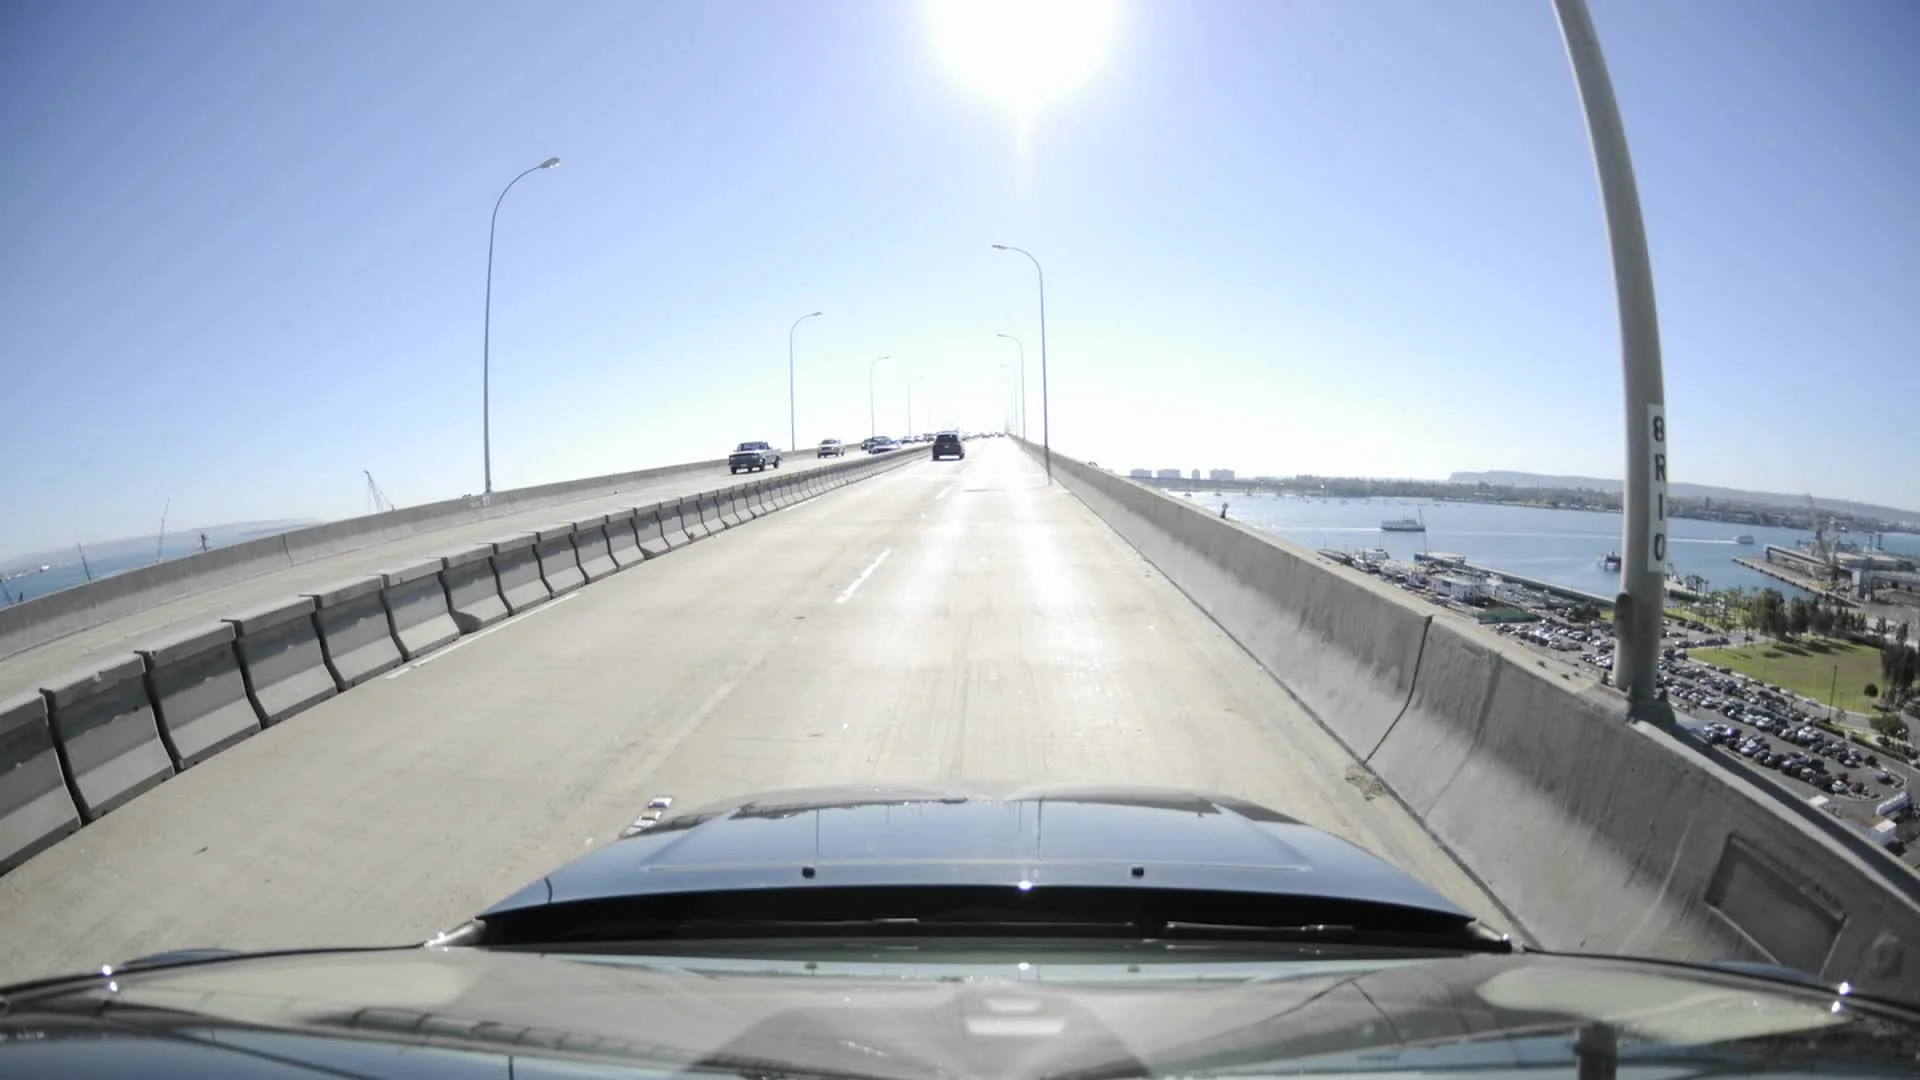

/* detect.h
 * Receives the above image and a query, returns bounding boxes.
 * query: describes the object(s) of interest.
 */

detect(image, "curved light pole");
[787,311,822,452]
[482,156,560,495]
[992,244,1049,481]
[996,332,1027,439]
[907,375,927,438]
[868,354,891,438]
[1553,0,1669,710]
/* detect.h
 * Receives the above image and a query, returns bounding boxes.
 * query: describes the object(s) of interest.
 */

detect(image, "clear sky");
[2,0,1915,556]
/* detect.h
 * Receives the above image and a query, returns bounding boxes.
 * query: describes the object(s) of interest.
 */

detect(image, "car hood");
[479,783,1471,922]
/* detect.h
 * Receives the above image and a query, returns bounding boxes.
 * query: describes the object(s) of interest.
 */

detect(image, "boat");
[1599,551,1621,571]
[1735,534,1755,545]
[1381,515,1425,532]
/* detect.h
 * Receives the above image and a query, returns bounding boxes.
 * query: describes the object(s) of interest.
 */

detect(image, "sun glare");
[928,0,1118,126]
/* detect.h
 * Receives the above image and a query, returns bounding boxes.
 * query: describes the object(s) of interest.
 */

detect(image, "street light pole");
[992,244,1049,481]
[868,355,890,438]
[482,156,561,496]
[787,311,822,452]
[996,332,1026,439]
[1553,0,1668,712]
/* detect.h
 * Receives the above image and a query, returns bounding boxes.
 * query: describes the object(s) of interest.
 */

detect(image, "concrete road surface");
[0,440,1506,983]
[0,452,857,698]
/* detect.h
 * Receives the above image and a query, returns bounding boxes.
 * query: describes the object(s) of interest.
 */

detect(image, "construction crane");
[365,470,396,515]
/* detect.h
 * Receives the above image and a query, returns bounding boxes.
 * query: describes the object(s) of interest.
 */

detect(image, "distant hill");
[1447,472,1918,520]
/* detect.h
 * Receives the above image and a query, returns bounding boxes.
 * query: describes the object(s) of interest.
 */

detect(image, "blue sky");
[2,0,1915,556]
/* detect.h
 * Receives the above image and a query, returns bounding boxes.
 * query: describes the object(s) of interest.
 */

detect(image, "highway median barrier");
[490,534,551,614]
[603,509,645,568]
[305,577,405,688]
[678,497,711,542]
[718,488,745,529]
[137,621,261,768]
[748,481,774,516]
[699,492,728,534]
[570,515,619,581]
[380,559,460,661]
[224,596,338,724]
[1022,438,1920,1002]
[0,692,81,875]
[41,656,175,822]
[635,504,677,557]
[534,525,587,595]
[443,545,509,633]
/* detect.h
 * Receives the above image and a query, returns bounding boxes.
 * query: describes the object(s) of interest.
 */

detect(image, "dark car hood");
[479,783,1471,922]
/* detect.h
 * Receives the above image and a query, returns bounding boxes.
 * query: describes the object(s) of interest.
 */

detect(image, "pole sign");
[1647,403,1668,569]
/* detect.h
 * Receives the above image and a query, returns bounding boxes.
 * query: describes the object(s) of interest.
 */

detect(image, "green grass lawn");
[1690,637,1884,714]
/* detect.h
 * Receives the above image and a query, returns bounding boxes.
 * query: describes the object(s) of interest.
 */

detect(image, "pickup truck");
[728,441,782,474]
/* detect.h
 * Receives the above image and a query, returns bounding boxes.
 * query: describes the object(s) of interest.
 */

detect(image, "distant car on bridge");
[817,439,845,458]
[867,437,899,454]
[932,431,965,461]
[728,441,781,474]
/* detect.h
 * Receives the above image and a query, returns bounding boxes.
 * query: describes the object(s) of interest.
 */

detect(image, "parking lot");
[1493,617,1919,867]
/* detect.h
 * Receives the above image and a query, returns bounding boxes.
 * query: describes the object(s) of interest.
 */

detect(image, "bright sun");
[928,0,1118,125]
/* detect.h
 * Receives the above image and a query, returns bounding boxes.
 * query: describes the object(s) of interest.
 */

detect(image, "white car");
[817,439,845,458]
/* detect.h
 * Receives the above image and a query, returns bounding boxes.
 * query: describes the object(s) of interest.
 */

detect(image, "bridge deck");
[0,442,1501,982]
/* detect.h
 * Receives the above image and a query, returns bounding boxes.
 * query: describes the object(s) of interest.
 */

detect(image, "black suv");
[931,431,964,461]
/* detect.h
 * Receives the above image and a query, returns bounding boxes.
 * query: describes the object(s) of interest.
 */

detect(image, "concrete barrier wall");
[719,488,746,528]
[492,535,551,615]
[1023,440,1920,1001]
[381,560,460,660]
[225,597,337,724]
[534,526,587,595]
[0,692,81,874]
[0,454,741,660]
[306,577,404,688]
[604,510,644,568]
[138,622,260,768]
[634,504,675,558]
[41,657,175,821]
[679,498,710,542]
[443,546,509,634]
[572,516,619,580]
[0,449,920,883]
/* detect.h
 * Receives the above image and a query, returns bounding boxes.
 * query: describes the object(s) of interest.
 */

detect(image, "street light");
[992,244,1049,481]
[907,375,927,438]
[996,332,1027,439]
[869,355,891,438]
[1553,0,1669,712]
[788,311,822,452]
[482,155,561,495]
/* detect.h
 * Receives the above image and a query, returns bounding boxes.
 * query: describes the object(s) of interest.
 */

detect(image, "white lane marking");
[385,592,580,678]
[935,484,954,501]
[835,548,892,604]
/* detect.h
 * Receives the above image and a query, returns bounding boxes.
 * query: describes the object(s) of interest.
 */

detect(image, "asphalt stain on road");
[1344,765,1388,801]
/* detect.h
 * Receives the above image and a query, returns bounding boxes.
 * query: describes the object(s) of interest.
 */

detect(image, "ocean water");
[1200,492,1920,601]
[1,539,246,607]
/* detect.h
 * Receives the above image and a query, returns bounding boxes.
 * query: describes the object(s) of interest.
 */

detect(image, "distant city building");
[1129,468,1151,479]
[1190,470,1201,481]
[1155,469,1182,480]
[1209,469,1235,482]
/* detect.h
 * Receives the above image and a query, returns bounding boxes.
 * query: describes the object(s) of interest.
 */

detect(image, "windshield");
[2,0,1917,1067]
